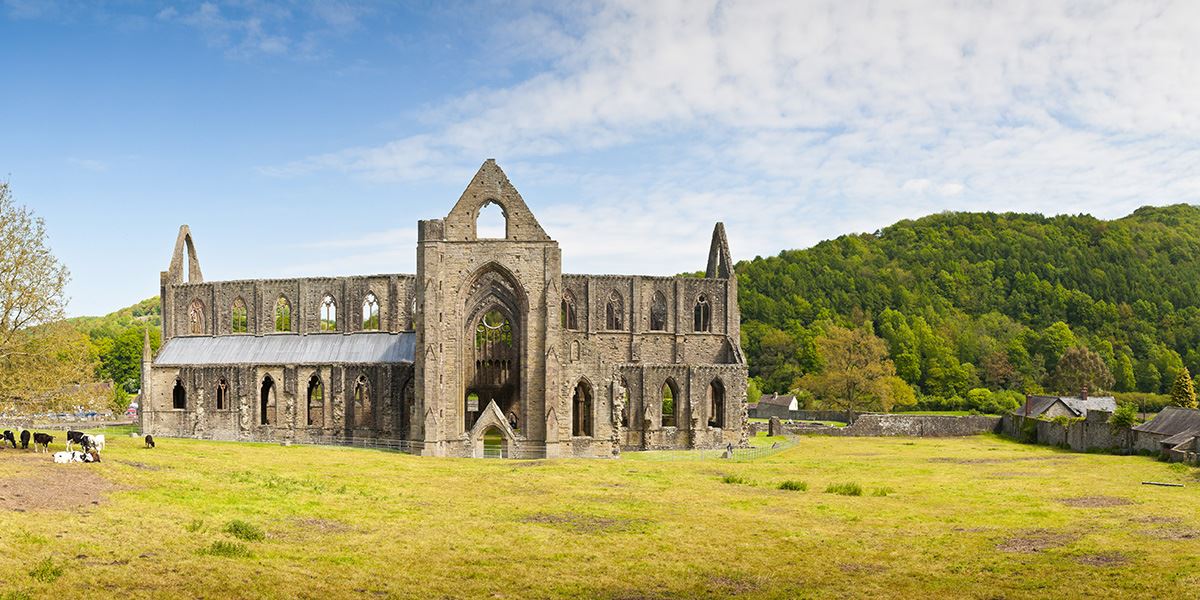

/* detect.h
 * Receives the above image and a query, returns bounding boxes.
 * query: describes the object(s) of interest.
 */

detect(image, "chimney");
[1081,384,1088,402]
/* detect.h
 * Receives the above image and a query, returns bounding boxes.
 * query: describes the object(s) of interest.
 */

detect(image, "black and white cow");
[66,430,93,452]
[19,429,30,450]
[144,434,156,449]
[33,433,54,453]
[1,430,14,448]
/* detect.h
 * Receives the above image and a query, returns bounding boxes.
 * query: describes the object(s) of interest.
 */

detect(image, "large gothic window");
[215,378,228,411]
[231,297,248,333]
[606,291,623,331]
[708,378,725,428]
[307,375,324,427]
[353,375,370,428]
[274,296,292,332]
[661,380,677,428]
[650,291,668,331]
[188,299,205,335]
[260,375,276,425]
[172,379,186,410]
[572,380,593,437]
[693,294,711,332]
[320,295,337,332]
[465,307,516,430]
[561,292,578,330]
[362,292,380,330]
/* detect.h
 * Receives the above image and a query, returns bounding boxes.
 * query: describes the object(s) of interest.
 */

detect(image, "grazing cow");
[91,434,106,452]
[33,433,54,453]
[144,434,155,449]
[66,430,92,452]
[19,429,30,450]
[1,430,14,448]
[53,450,87,464]
[85,449,101,463]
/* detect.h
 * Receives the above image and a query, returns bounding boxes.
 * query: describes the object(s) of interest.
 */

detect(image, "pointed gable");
[706,222,733,279]
[443,159,550,242]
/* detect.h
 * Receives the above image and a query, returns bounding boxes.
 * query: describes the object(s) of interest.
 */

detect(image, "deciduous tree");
[798,326,896,417]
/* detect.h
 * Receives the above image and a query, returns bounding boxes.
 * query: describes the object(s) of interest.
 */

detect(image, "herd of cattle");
[1,429,157,463]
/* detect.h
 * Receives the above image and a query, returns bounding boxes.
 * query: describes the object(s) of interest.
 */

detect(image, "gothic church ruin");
[142,160,748,457]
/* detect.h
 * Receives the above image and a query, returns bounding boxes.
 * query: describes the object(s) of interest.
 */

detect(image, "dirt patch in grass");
[116,460,164,471]
[839,562,887,574]
[1130,516,1181,525]
[930,455,1077,466]
[1139,527,1200,540]
[291,517,353,534]
[1075,552,1129,567]
[987,471,1039,478]
[1058,496,1134,508]
[521,512,647,534]
[0,453,121,512]
[996,529,1078,553]
[707,574,765,595]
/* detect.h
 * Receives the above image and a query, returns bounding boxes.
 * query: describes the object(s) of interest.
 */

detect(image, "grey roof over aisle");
[154,332,416,366]
[1133,406,1200,436]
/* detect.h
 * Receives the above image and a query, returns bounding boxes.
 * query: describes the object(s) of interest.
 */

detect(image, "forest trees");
[1169,368,1197,409]
[1049,347,1115,395]
[0,183,97,413]
[798,326,911,416]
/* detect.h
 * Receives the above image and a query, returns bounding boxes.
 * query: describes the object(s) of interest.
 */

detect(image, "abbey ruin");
[141,160,748,458]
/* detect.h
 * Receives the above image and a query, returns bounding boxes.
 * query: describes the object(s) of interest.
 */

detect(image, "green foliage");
[824,482,863,496]
[746,378,763,405]
[778,480,808,491]
[738,206,1200,402]
[1049,346,1114,394]
[200,540,252,558]
[185,519,206,533]
[1108,403,1140,429]
[1049,415,1085,429]
[27,558,62,583]
[871,487,894,497]
[68,298,162,395]
[1,590,32,600]
[223,519,265,542]
[1114,392,1171,413]
[1169,367,1198,409]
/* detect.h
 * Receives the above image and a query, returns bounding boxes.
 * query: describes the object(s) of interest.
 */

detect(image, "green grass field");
[2,431,1199,599]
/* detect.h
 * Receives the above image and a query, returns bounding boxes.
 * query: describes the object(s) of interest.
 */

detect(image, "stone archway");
[469,400,518,458]
[461,264,526,436]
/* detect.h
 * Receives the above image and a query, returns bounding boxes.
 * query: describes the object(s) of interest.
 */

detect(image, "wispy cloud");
[67,157,109,172]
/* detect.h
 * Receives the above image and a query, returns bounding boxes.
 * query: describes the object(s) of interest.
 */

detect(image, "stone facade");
[142,160,748,458]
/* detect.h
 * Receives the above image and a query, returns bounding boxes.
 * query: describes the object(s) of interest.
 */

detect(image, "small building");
[1016,394,1116,419]
[1132,406,1200,459]
[752,394,799,419]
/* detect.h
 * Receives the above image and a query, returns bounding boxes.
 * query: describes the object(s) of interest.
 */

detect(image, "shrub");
[200,541,251,558]
[779,480,808,491]
[185,519,205,533]
[223,519,264,541]
[871,487,893,497]
[1108,403,1140,429]
[825,482,863,496]
[2,591,32,600]
[28,558,62,583]
[721,474,750,485]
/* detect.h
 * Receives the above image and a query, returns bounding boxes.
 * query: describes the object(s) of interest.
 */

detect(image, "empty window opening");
[708,379,725,428]
[619,377,630,428]
[307,375,324,427]
[320,295,337,332]
[661,380,677,428]
[215,378,228,411]
[275,296,292,332]
[408,296,417,330]
[561,292,578,330]
[476,200,507,239]
[172,379,187,410]
[231,298,248,333]
[353,375,370,429]
[650,291,668,331]
[572,380,593,437]
[482,426,504,458]
[188,299,205,335]
[362,292,380,330]
[693,294,711,332]
[260,376,276,426]
[606,291,623,331]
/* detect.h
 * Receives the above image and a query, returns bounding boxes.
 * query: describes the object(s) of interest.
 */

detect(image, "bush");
[825,482,863,496]
[185,519,205,533]
[2,591,32,600]
[1108,403,1140,429]
[200,540,251,558]
[223,520,264,542]
[28,558,62,583]
[778,480,808,491]
[1114,392,1171,413]
[871,487,894,497]
[721,474,750,485]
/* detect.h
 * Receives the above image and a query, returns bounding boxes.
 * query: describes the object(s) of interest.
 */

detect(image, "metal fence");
[624,436,799,462]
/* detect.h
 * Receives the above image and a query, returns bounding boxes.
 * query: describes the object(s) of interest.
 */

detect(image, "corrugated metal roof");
[1133,406,1200,435]
[154,332,415,366]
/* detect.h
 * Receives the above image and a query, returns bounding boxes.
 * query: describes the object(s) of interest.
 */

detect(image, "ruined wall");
[825,414,1001,437]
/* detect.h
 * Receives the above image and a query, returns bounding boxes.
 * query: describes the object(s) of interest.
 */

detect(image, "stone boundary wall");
[749,408,852,422]
[999,411,1139,453]
[826,414,1000,437]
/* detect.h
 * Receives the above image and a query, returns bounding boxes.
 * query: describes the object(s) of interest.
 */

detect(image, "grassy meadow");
[2,430,1199,599]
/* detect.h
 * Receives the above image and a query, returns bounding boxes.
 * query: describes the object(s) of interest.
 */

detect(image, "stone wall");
[826,414,1001,437]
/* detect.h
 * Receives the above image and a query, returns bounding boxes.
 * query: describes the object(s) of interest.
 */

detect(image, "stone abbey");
[141,160,748,457]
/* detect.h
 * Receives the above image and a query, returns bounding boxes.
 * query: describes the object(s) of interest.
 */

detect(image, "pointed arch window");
[606,291,624,331]
[661,380,677,428]
[320,295,337,332]
[260,375,276,425]
[353,375,370,428]
[362,292,380,330]
[172,379,187,410]
[307,375,324,427]
[274,296,292,332]
[693,293,711,332]
[561,292,578,330]
[708,379,725,428]
[572,380,593,437]
[231,298,248,333]
[188,299,205,335]
[408,296,417,330]
[215,378,228,411]
[650,291,668,331]
[619,377,630,428]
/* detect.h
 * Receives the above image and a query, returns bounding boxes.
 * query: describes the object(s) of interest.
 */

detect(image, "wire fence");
[624,436,799,462]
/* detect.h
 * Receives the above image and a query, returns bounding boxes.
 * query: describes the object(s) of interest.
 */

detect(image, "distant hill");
[737,204,1200,397]
[69,297,161,393]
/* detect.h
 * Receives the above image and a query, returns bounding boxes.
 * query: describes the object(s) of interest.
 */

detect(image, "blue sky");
[3,1,1199,317]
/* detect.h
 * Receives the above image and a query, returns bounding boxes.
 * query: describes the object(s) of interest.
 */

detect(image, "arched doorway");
[708,378,725,428]
[572,379,593,437]
[260,375,276,426]
[482,426,504,458]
